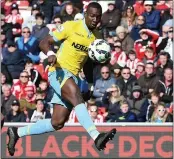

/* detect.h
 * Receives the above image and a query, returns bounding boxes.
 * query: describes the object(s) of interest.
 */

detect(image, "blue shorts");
[48,68,79,111]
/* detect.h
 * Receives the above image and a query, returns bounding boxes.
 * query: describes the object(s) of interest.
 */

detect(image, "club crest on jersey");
[56,25,64,32]
[72,42,88,53]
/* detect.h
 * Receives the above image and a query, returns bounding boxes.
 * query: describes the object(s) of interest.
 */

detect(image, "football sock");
[74,103,100,140]
[17,119,55,137]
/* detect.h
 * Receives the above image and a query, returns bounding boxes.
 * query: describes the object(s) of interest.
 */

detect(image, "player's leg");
[7,70,70,156]
[61,78,116,150]
[7,104,71,156]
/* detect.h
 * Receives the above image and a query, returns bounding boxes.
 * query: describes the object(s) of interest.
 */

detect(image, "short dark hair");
[146,46,154,51]
[146,62,154,66]
[35,13,44,20]
[159,50,170,59]
[39,79,48,84]
[128,49,136,55]
[114,40,122,44]
[25,58,33,65]
[86,2,102,14]
[52,14,62,21]
[121,66,130,71]
[35,99,44,104]
[150,91,159,97]
[164,67,173,73]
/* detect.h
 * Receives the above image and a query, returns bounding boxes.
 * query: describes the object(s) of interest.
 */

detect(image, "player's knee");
[51,118,65,130]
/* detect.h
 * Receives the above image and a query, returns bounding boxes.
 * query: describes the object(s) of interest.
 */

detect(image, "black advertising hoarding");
[1,123,173,158]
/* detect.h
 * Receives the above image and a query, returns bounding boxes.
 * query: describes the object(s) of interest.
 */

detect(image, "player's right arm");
[39,35,55,55]
[39,35,57,66]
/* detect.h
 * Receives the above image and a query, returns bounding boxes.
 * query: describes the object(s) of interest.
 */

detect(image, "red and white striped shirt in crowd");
[5,13,23,25]
[126,58,140,74]
[11,80,36,100]
[67,109,104,123]
[92,114,104,123]
[110,51,127,67]
[67,109,78,123]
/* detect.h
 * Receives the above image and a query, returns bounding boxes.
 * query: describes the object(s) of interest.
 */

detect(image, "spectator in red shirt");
[11,71,36,99]
[5,3,23,32]
[19,85,36,112]
[89,105,104,123]
[134,28,159,61]
[4,4,23,39]
[126,49,140,75]
[1,0,16,16]
[156,0,169,13]
[133,0,145,16]
[110,40,127,67]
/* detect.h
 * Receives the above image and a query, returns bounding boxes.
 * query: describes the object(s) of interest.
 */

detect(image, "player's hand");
[48,55,57,66]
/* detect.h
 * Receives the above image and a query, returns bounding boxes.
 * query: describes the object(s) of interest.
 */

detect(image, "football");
[88,39,111,63]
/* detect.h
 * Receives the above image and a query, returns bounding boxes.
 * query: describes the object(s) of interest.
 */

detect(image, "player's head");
[85,2,102,30]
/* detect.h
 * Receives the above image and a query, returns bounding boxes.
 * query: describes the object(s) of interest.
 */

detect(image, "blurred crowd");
[1,0,173,124]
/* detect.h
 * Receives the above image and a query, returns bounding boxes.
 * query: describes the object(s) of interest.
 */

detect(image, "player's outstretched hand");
[48,55,57,66]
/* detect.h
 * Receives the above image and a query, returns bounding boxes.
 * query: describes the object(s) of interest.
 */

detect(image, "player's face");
[85,7,102,30]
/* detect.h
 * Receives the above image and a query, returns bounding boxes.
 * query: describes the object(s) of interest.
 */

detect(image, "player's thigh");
[61,78,84,106]
[51,104,71,125]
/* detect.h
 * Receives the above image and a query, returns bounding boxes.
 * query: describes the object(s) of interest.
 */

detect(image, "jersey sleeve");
[49,21,72,42]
